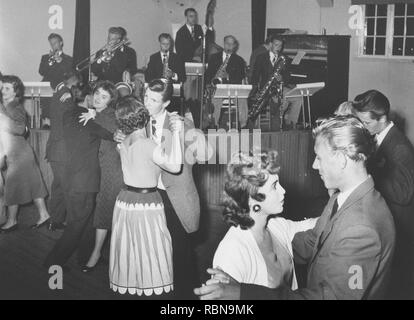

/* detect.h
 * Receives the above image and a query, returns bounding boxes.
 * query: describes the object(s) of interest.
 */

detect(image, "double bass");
[193,0,222,62]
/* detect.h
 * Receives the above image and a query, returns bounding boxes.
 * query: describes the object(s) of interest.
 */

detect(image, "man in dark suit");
[45,72,82,232]
[91,27,138,84]
[250,35,291,131]
[353,90,414,299]
[39,33,74,90]
[44,102,114,269]
[205,35,247,127]
[145,33,186,83]
[195,116,396,300]
[175,8,213,63]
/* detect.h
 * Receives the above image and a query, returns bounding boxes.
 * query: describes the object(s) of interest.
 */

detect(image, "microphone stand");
[199,31,207,130]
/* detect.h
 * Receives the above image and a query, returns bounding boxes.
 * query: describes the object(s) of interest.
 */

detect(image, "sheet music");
[291,50,307,65]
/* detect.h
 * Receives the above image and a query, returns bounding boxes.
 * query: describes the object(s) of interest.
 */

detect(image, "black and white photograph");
[0,0,414,304]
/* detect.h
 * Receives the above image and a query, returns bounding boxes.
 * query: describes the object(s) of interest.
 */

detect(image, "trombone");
[75,39,130,72]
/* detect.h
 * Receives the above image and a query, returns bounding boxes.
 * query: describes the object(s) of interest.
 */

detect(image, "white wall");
[267,0,414,143]
[0,0,76,81]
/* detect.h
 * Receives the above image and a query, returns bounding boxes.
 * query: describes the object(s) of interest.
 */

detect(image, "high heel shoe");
[0,224,19,234]
[31,218,51,230]
[81,258,102,274]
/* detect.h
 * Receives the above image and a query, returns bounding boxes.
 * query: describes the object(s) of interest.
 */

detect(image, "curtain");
[252,0,267,51]
[351,0,414,4]
[72,0,90,81]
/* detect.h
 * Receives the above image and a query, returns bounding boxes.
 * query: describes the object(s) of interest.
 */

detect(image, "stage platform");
[29,129,327,213]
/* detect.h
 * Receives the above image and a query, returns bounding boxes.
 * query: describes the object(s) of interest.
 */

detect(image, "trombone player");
[91,27,138,84]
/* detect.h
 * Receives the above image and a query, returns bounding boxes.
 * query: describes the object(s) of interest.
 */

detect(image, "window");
[360,3,414,58]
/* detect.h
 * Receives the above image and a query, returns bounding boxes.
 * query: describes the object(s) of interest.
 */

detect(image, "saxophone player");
[145,33,186,84]
[204,35,247,128]
[251,35,291,131]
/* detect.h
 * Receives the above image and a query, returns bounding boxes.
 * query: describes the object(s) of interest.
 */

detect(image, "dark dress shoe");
[47,222,66,231]
[0,224,19,234]
[31,219,51,230]
[81,259,102,274]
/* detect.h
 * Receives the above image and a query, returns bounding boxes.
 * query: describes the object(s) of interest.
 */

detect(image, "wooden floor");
[0,204,229,300]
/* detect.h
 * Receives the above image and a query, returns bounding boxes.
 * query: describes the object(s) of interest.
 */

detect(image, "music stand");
[24,82,53,129]
[285,82,325,129]
[214,84,252,131]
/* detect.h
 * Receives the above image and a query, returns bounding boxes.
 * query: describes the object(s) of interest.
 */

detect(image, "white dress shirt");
[269,52,278,66]
[337,177,370,209]
[222,52,231,62]
[376,122,394,148]
[151,110,168,190]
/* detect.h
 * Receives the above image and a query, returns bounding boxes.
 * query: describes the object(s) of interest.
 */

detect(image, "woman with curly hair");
[211,151,318,290]
[0,75,50,233]
[109,96,183,298]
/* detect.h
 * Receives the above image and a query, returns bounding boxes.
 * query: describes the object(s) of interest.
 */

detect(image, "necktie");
[330,198,339,220]
[191,26,195,40]
[151,119,157,138]
[163,54,168,65]
[272,56,277,66]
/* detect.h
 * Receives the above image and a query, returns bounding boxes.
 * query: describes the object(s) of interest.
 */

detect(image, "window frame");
[358,3,414,60]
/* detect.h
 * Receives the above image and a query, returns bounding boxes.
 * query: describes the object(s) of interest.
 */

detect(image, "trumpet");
[75,39,130,72]
[48,50,62,66]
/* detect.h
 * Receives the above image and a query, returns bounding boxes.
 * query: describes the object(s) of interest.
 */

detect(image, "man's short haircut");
[352,90,390,120]
[148,79,173,102]
[48,33,63,43]
[118,27,127,39]
[313,115,375,164]
[159,33,173,43]
[269,35,285,51]
[185,8,197,16]
[108,27,123,37]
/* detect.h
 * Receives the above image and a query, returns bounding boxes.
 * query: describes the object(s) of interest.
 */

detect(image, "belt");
[125,186,158,194]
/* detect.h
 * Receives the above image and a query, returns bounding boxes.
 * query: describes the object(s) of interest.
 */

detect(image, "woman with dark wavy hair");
[0,75,50,233]
[211,151,317,290]
[109,96,183,298]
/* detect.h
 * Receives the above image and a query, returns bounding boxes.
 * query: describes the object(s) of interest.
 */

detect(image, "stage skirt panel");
[109,189,174,296]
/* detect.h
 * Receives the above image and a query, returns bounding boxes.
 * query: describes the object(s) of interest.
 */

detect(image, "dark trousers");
[44,192,96,268]
[158,189,197,300]
[49,161,67,224]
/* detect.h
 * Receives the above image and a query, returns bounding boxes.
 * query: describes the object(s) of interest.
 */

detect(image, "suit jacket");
[241,177,396,300]
[63,106,113,193]
[205,52,246,85]
[145,51,186,83]
[370,126,414,297]
[39,53,73,89]
[248,45,269,81]
[156,113,201,233]
[46,83,74,163]
[251,52,291,88]
[175,24,213,63]
[91,46,138,84]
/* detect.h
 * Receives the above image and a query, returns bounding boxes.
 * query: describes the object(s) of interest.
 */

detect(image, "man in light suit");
[115,79,207,299]
[353,90,414,299]
[195,115,396,300]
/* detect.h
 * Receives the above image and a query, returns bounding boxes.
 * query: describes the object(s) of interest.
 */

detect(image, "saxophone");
[162,54,173,83]
[246,55,287,125]
[212,53,231,85]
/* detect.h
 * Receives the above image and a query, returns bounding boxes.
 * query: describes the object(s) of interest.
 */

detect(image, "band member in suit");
[145,33,186,83]
[46,71,82,232]
[251,36,291,131]
[91,27,138,84]
[39,33,74,90]
[205,35,247,128]
[114,79,207,299]
[353,90,414,300]
[195,116,396,300]
[248,36,272,83]
[175,8,213,63]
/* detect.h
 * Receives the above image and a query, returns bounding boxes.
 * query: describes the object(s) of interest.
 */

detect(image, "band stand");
[214,84,252,131]
[24,82,53,129]
[284,82,325,129]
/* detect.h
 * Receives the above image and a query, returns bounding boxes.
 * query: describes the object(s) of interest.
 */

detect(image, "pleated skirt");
[109,189,174,296]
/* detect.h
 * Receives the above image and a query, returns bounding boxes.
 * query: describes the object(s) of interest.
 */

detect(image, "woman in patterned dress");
[109,96,183,298]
